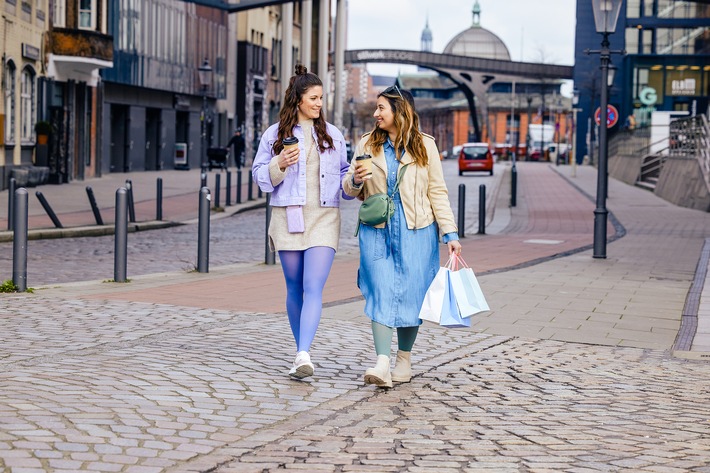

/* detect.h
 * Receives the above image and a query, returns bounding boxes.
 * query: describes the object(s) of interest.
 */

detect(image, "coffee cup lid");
[283,136,298,145]
[355,154,371,160]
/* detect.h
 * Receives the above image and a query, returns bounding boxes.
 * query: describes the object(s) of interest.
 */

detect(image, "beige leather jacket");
[343,132,457,236]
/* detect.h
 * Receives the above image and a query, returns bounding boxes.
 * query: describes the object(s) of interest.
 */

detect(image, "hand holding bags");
[418,254,490,328]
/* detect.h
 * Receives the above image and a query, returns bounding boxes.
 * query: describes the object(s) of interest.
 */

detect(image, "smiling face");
[374,96,396,135]
[297,86,323,121]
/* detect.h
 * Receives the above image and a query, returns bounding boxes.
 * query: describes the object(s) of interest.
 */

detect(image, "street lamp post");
[571,88,581,177]
[198,58,213,174]
[588,0,623,259]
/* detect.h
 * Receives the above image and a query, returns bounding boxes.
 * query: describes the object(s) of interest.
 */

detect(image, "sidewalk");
[1,162,710,472]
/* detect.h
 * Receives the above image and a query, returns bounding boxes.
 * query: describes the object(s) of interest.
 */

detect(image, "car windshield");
[462,147,488,160]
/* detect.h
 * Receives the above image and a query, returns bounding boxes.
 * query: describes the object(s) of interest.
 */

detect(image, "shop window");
[20,66,36,143]
[4,61,15,145]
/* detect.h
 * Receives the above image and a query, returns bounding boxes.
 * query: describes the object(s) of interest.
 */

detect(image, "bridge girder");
[346,49,574,141]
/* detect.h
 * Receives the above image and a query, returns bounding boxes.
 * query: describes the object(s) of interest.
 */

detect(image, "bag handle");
[453,253,469,269]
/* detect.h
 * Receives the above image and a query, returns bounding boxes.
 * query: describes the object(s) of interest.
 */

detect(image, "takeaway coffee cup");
[282,136,299,152]
[355,154,373,177]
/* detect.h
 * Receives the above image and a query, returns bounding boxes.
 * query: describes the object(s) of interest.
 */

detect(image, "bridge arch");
[345,49,573,141]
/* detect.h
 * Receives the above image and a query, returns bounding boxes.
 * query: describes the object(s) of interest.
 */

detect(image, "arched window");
[21,66,36,143]
[4,60,16,144]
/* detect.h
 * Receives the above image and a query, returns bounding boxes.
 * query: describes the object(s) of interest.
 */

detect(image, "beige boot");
[364,354,392,388]
[391,351,412,383]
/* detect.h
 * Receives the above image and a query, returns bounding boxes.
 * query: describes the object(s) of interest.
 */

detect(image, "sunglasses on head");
[383,85,404,100]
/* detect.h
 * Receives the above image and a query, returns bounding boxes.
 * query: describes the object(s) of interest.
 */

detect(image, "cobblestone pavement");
[1,294,709,472]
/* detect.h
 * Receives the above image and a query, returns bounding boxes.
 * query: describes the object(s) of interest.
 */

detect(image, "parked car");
[458,142,494,176]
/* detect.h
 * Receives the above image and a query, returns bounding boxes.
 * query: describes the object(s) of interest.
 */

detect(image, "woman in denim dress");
[343,86,461,388]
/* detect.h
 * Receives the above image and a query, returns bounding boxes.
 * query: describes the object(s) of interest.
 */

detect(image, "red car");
[458,142,494,176]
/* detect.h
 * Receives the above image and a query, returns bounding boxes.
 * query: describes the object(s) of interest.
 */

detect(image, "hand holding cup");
[353,154,373,185]
[279,137,300,171]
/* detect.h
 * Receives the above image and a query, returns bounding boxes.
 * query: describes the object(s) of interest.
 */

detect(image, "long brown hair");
[273,64,334,155]
[364,87,428,166]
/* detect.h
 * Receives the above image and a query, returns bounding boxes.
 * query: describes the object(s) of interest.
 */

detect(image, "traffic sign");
[594,105,619,128]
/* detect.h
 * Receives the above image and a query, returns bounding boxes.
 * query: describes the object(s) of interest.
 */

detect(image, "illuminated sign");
[671,78,696,96]
[639,87,657,105]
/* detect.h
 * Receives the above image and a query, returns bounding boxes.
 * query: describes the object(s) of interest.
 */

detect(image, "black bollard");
[156,178,163,221]
[237,169,243,204]
[248,171,254,201]
[458,184,466,239]
[114,188,128,282]
[12,188,28,292]
[7,177,16,230]
[214,173,221,209]
[35,191,63,228]
[86,186,104,225]
[125,179,136,223]
[197,187,210,273]
[511,162,517,208]
[265,193,275,265]
[478,184,486,235]
[226,171,232,206]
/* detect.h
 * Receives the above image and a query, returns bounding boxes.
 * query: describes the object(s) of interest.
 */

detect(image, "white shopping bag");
[418,264,451,324]
[454,254,490,317]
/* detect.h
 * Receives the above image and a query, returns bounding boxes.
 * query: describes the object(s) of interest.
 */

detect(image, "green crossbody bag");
[355,164,409,236]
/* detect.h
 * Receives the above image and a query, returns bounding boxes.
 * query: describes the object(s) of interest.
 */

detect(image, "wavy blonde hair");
[364,87,428,166]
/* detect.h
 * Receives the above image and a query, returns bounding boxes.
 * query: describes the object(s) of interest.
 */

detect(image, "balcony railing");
[48,28,113,62]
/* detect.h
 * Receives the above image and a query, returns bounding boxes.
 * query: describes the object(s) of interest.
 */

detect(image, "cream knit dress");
[268,120,340,252]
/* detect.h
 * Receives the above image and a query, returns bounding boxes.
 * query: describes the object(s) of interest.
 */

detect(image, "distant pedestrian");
[227,129,246,168]
[343,85,461,388]
[252,65,352,380]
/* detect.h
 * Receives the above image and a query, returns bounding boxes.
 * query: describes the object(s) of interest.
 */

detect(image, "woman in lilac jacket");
[252,65,351,380]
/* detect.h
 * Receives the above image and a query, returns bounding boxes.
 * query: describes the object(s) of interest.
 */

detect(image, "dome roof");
[443,1,511,61]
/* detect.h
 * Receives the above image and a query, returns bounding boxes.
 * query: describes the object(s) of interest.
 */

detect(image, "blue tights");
[279,247,335,353]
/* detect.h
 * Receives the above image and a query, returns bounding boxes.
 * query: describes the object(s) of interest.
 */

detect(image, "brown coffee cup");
[282,136,299,152]
[355,154,372,177]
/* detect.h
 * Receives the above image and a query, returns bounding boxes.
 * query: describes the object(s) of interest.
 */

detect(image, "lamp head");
[572,88,580,106]
[591,0,622,34]
[607,65,617,87]
[198,58,213,88]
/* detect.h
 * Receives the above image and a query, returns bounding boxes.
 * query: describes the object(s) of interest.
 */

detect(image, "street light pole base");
[592,208,608,259]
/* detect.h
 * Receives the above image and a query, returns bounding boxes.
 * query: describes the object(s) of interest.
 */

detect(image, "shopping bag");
[455,255,490,317]
[448,258,480,318]
[439,271,471,328]
[418,265,450,323]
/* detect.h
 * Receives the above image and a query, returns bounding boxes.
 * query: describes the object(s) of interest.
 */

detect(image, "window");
[53,0,65,27]
[5,61,15,144]
[21,66,35,142]
[78,0,95,29]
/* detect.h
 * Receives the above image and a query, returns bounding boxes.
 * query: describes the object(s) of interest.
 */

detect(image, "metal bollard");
[258,187,263,199]
[248,171,254,201]
[226,171,232,206]
[214,173,221,209]
[511,161,517,208]
[237,169,243,204]
[457,184,466,239]
[125,179,136,223]
[86,186,104,225]
[265,193,275,265]
[12,188,28,292]
[197,187,210,273]
[201,172,207,189]
[114,188,128,282]
[7,177,16,230]
[156,177,163,221]
[35,191,63,228]
[478,184,486,235]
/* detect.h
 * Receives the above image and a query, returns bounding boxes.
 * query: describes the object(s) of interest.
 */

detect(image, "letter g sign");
[639,87,657,106]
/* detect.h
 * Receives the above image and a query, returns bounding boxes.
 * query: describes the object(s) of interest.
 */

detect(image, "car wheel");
[489,170,494,176]
[458,170,463,176]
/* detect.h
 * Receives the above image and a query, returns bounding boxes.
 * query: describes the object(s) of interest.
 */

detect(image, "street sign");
[594,105,619,128]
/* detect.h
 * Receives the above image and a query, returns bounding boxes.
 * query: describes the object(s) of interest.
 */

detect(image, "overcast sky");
[346,0,577,83]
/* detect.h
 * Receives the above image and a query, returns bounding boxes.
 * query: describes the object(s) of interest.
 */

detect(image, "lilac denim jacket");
[252,122,353,207]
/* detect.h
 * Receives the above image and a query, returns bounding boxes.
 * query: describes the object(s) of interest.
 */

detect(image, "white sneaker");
[288,351,314,379]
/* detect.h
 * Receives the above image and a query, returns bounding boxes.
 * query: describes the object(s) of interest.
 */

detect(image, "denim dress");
[357,140,440,328]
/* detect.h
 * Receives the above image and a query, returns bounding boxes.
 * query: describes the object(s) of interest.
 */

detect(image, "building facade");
[0,0,50,188]
[573,0,710,162]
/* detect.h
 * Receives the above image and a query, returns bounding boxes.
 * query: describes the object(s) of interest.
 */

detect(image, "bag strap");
[390,163,409,197]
